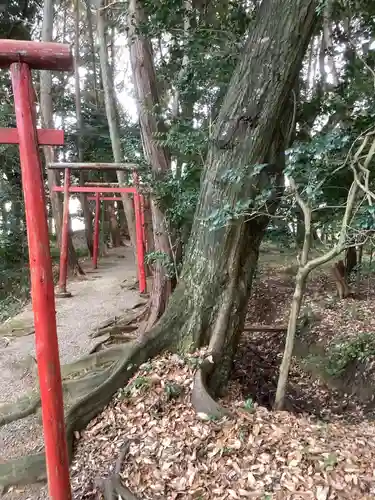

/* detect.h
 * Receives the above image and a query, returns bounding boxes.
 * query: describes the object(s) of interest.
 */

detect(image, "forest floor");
[3,246,375,499]
[0,245,143,500]
[69,247,375,500]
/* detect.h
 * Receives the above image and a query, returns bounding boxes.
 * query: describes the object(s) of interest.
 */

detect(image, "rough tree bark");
[96,0,137,253]
[0,0,318,490]
[40,0,84,274]
[155,0,317,394]
[127,0,174,329]
[75,0,94,256]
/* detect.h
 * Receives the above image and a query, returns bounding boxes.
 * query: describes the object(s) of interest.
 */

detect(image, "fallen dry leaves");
[70,259,375,499]
[71,351,375,500]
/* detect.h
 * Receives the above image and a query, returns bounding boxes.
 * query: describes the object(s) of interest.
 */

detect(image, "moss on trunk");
[152,0,317,394]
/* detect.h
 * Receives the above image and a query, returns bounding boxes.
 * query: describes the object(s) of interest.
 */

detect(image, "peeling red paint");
[0,40,73,71]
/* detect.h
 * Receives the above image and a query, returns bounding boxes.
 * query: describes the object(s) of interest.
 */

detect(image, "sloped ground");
[69,251,375,500]
[4,247,375,499]
[71,352,375,500]
[240,252,375,419]
[0,246,142,500]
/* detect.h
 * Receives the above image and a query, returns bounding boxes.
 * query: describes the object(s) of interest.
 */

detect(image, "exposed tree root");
[120,279,139,291]
[90,301,147,339]
[89,334,136,354]
[89,336,111,354]
[9,327,35,337]
[94,323,139,339]
[0,392,40,426]
[0,291,244,490]
[191,358,230,421]
[0,337,163,488]
[95,440,142,500]
[72,262,85,277]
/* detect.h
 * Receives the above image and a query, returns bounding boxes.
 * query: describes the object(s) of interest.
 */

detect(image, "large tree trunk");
[40,0,83,274]
[0,0,319,489]
[74,0,94,256]
[127,0,173,329]
[149,0,318,394]
[96,1,137,255]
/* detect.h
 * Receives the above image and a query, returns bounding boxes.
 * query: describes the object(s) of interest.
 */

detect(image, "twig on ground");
[95,439,143,500]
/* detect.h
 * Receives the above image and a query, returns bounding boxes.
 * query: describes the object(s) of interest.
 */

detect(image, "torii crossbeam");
[0,40,72,500]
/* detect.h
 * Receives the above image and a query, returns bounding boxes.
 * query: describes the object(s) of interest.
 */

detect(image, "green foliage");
[203,190,274,231]
[243,397,254,412]
[325,332,375,377]
[122,376,151,397]
[154,121,207,159]
[153,165,201,230]
[203,200,250,230]
[0,161,29,321]
[264,226,294,248]
[145,250,176,278]
[323,452,338,469]
[285,131,352,206]
[0,267,29,323]
[164,382,183,400]
[50,245,89,260]
[352,205,375,232]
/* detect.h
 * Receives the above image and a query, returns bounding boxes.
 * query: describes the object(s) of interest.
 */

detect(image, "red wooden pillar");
[10,62,71,500]
[56,167,72,297]
[93,192,100,269]
[140,194,146,251]
[133,173,146,294]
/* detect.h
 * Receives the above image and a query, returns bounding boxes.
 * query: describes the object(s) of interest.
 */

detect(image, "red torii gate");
[86,194,146,270]
[49,162,147,295]
[0,40,72,499]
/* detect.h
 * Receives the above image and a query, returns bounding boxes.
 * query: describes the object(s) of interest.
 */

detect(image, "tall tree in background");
[96,0,137,254]
[128,0,174,329]
[74,0,94,256]
[40,0,83,273]
[84,0,100,107]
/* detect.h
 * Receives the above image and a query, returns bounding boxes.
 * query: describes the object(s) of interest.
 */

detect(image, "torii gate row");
[0,40,73,500]
[48,163,147,296]
[0,43,147,500]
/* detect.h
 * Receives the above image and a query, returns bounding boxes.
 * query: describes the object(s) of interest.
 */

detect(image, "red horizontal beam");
[53,186,136,194]
[0,128,64,146]
[0,40,73,71]
[87,196,123,201]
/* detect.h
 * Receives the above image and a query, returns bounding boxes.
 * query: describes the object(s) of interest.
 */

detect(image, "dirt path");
[0,247,142,499]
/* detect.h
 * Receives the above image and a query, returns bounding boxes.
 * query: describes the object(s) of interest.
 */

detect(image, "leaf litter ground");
[71,258,375,500]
